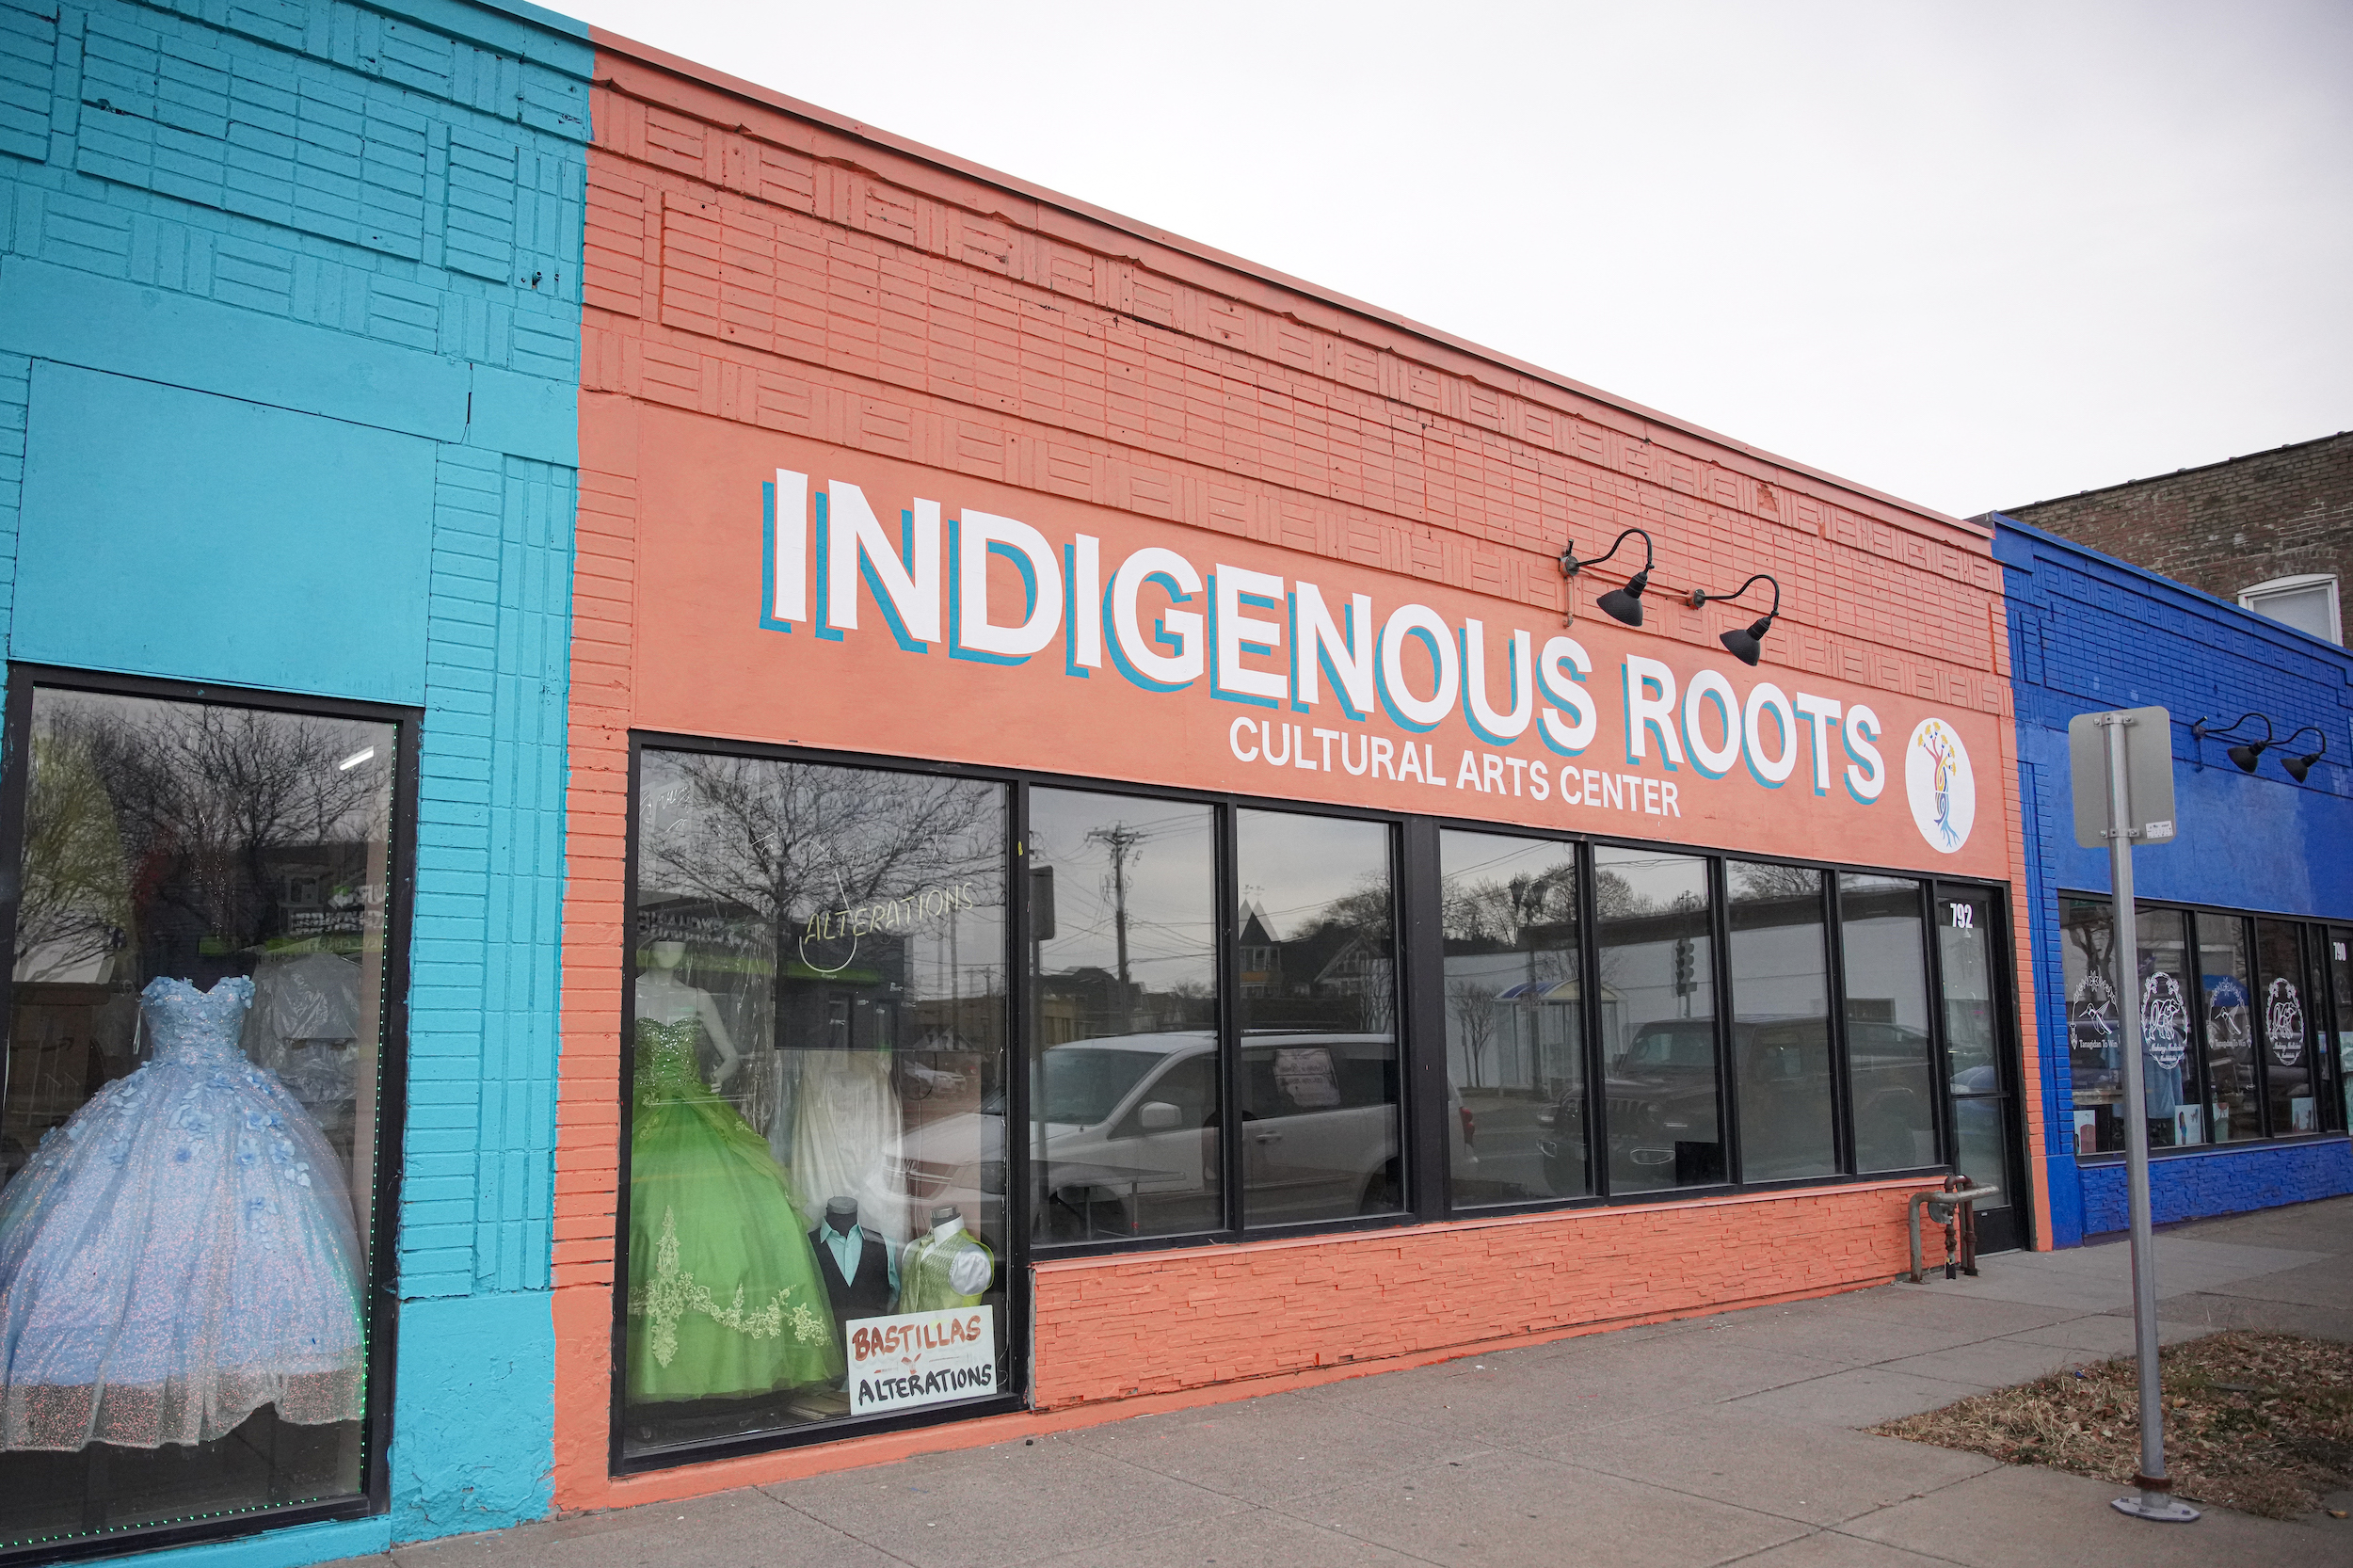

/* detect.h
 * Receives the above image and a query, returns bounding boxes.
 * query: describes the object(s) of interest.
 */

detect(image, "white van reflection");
[895,1031,1456,1240]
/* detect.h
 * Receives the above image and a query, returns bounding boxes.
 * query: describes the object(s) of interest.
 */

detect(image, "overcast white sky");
[562,0,2352,520]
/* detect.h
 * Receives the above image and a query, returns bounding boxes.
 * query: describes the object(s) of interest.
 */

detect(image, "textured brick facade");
[0,0,589,1555]
[552,30,2037,1512]
[1031,1183,1930,1408]
[2077,1142,2353,1236]
[2004,431,2353,631]
[1995,514,2353,1248]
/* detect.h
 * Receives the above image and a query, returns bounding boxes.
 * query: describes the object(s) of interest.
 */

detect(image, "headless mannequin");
[634,940,742,1090]
[899,1204,993,1311]
[809,1196,895,1318]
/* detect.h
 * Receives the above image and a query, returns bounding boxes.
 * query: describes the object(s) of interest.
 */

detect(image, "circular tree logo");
[2142,971,2187,1069]
[2264,978,2304,1067]
[1905,718,1975,854]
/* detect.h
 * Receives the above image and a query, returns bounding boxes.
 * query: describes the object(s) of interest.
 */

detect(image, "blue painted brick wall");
[2078,1141,2353,1235]
[1995,513,2353,1246]
[0,0,589,1556]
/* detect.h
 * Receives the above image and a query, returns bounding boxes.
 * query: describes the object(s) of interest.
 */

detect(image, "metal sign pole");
[2102,712,2199,1524]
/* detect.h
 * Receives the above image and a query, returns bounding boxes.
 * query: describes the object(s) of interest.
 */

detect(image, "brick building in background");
[2002,429,2353,645]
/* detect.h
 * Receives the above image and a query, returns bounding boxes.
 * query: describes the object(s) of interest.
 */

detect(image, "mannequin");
[808,1195,897,1324]
[624,940,840,1403]
[897,1204,995,1313]
[635,941,741,1091]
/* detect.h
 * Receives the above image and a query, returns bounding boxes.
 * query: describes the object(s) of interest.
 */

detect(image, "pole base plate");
[2111,1494,2201,1523]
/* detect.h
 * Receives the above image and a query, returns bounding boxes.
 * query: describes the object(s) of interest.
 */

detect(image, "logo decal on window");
[2264,978,2305,1067]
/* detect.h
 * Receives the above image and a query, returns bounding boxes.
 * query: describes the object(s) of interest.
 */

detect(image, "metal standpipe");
[1905,1183,2000,1285]
[2102,712,2201,1525]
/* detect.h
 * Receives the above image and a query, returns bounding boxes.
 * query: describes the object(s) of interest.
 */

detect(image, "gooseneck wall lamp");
[1686,573,1782,666]
[2190,712,2274,774]
[2279,727,2329,783]
[1559,529,1655,627]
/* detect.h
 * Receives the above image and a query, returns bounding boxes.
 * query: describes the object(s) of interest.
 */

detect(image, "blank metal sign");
[2069,706,2179,849]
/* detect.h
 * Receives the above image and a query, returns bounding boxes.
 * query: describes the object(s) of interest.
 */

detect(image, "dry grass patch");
[1873,1330,2353,1520]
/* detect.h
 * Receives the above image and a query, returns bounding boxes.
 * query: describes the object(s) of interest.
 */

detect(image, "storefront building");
[0,0,587,1560]
[0,3,2121,1560]
[551,29,2044,1511]
[1994,515,2353,1246]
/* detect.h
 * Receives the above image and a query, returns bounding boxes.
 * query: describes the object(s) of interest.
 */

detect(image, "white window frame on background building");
[2237,573,2343,646]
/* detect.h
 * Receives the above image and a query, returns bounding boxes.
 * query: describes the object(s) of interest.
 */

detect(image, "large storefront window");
[1438,830,1582,1205]
[622,750,1010,1459]
[1726,862,1834,1182]
[2200,914,2260,1144]
[2304,932,2339,1137]
[1027,790,1218,1243]
[618,741,2031,1465]
[0,682,398,1549]
[1593,846,1720,1193]
[2137,908,2199,1148]
[2332,928,2353,1130]
[1839,873,1938,1172]
[2064,901,2205,1156]
[2059,897,2120,1155]
[2255,920,2318,1136]
[2058,894,2343,1155]
[1234,810,1400,1226]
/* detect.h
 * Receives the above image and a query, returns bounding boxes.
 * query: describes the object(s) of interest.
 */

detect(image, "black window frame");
[1330,824,2005,1215]
[610,731,2030,1473]
[612,732,1033,1476]
[1721,856,1839,1187]
[2057,888,2350,1161]
[2325,926,2353,1130]
[0,664,417,1565]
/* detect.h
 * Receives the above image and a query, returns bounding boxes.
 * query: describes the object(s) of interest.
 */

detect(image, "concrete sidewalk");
[359,1196,2353,1568]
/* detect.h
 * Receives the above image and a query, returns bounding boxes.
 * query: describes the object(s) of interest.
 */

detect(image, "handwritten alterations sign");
[845,1306,997,1416]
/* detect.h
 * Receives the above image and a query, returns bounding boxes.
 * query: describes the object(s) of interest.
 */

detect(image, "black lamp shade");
[1596,570,1648,628]
[2285,751,2320,783]
[1720,616,1774,667]
[2227,742,2265,774]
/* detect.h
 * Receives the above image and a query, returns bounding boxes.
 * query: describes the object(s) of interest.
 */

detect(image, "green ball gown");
[625,1017,844,1401]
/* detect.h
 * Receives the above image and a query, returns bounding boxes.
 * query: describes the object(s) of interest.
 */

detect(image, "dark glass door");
[1936,884,2023,1252]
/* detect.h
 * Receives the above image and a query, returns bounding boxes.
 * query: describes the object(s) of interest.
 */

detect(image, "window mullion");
[1824,870,1856,1175]
[1215,801,1243,1237]
[1708,856,1740,1187]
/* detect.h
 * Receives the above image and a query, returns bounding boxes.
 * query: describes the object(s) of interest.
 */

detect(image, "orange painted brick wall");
[1032,1181,1935,1408]
[552,26,2041,1510]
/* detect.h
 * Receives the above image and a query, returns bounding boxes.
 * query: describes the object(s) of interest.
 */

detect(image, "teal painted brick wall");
[0,0,589,1556]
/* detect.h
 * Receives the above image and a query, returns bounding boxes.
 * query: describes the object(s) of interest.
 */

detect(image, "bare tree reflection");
[1442,864,1576,949]
[16,701,380,984]
[638,755,1002,930]
[1730,862,1820,901]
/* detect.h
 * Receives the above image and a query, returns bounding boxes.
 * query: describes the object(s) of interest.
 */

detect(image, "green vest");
[897,1224,995,1312]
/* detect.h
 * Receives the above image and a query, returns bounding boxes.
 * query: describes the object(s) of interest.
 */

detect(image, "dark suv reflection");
[1536,1016,1934,1192]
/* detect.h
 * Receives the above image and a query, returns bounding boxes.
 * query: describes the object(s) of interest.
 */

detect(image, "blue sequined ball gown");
[0,976,366,1450]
